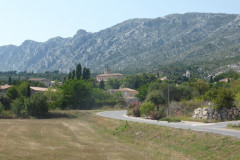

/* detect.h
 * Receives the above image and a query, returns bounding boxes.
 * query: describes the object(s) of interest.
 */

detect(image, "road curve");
[97,110,240,139]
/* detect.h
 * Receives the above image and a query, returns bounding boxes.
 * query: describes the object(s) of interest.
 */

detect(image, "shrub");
[11,97,25,116]
[25,93,49,118]
[0,96,11,110]
[140,102,155,118]
[0,102,4,113]
[6,86,19,99]
[132,105,141,117]
[214,88,234,110]
[150,108,166,120]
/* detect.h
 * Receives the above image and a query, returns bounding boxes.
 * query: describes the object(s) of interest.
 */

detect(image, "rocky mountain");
[1,12,240,73]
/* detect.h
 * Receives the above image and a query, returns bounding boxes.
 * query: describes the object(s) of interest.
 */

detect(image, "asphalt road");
[97,110,240,139]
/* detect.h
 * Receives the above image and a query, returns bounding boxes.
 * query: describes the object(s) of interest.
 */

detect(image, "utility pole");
[168,78,170,116]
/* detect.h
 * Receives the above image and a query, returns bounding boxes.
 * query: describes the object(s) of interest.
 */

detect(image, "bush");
[214,88,234,110]
[150,108,166,120]
[0,102,4,113]
[140,102,155,118]
[6,86,19,99]
[11,97,26,116]
[132,105,141,117]
[0,96,11,110]
[25,93,49,118]
[127,101,141,116]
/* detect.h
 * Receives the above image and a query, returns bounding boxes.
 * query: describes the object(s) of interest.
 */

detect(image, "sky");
[0,0,240,46]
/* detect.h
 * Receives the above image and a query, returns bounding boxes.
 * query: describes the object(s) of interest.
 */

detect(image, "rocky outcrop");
[193,107,240,121]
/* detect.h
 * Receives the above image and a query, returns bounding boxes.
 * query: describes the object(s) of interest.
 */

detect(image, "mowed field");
[0,110,239,160]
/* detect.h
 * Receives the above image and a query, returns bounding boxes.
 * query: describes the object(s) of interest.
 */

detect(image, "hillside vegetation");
[1,13,240,74]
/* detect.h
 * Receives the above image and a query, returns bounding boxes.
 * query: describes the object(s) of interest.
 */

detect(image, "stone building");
[108,88,139,103]
[96,67,123,82]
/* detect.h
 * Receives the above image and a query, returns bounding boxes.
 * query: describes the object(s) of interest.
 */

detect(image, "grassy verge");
[0,110,239,160]
[226,123,240,130]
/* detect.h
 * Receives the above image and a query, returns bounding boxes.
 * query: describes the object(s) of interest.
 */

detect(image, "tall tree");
[8,76,12,85]
[99,80,105,89]
[76,63,82,80]
[72,69,76,79]
[82,67,90,80]
[68,72,72,80]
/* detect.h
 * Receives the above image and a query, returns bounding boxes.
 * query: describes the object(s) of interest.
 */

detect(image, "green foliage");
[146,90,165,110]
[106,78,120,89]
[150,108,166,120]
[61,79,93,109]
[121,73,157,89]
[214,70,239,82]
[71,69,76,79]
[44,89,63,110]
[0,96,11,110]
[99,80,105,89]
[7,86,20,99]
[127,101,141,117]
[92,88,116,106]
[140,102,155,118]
[135,84,148,102]
[76,63,82,80]
[25,92,49,118]
[192,79,209,95]
[82,67,90,80]
[18,81,30,97]
[214,88,234,110]
[160,117,181,122]
[0,102,4,113]
[235,92,240,108]
[11,97,26,116]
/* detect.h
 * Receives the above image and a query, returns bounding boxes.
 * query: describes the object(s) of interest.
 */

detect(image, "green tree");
[25,92,49,118]
[71,69,76,79]
[214,88,234,110]
[140,102,154,118]
[0,102,4,114]
[8,76,12,85]
[18,81,30,97]
[11,97,26,117]
[44,89,63,110]
[61,79,93,109]
[146,90,165,110]
[106,78,120,89]
[6,86,19,99]
[68,72,72,80]
[99,80,105,89]
[82,67,90,80]
[76,63,82,80]
[135,84,149,102]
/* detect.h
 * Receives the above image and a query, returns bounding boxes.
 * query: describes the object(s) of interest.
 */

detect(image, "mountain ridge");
[1,12,240,73]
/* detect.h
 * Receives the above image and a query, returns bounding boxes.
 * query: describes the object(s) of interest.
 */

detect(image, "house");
[0,84,12,95]
[219,78,230,82]
[108,88,139,103]
[183,70,191,78]
[30,86,56,96]
[28,78,51,87]
[96,67,123,82]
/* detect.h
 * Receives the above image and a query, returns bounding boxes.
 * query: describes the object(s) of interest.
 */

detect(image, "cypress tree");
[99,80,105,89]
[76,63,82,80]
[83,67,90,80]
[68,72,72,80]
[72,69,76,79]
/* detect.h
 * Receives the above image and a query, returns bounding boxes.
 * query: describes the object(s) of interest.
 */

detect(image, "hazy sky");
[0,0,240,46]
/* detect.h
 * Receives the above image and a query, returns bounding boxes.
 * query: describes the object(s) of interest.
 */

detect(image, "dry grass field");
[0,110,239,160]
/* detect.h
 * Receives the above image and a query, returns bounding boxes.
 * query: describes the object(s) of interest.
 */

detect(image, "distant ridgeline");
[1,13,240,75]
